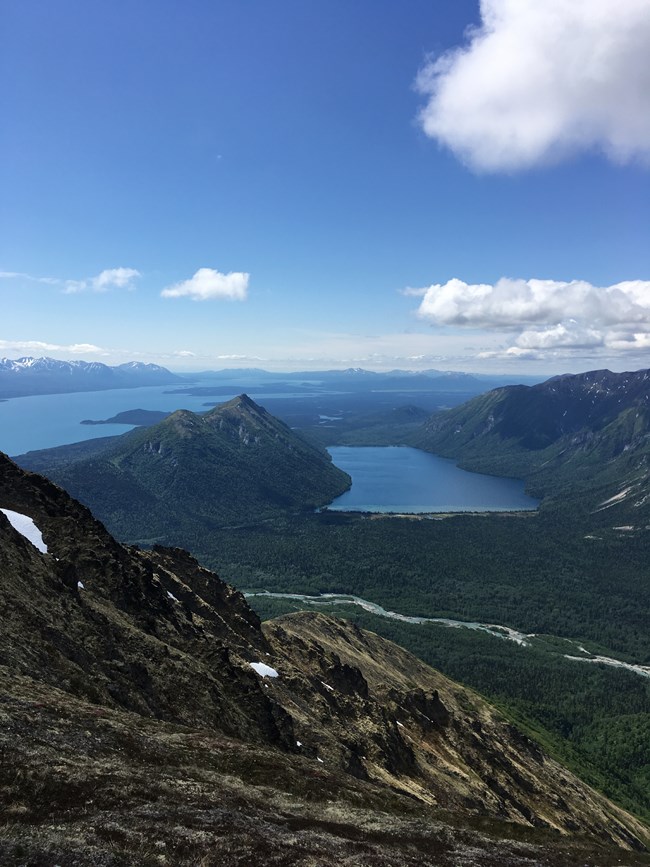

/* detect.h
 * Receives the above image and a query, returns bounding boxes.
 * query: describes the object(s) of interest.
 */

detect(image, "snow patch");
[249,661,279,678]
[595,487,632,510]
[166,591,179,601]
[77,581,85,590]
[1,508,48,553]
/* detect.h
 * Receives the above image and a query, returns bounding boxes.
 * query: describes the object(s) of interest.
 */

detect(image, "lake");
[0,376,484,457]
[0,379,329,456]
[326,446,538,513]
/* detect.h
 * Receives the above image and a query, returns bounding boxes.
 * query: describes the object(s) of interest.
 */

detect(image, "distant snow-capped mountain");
[0,357,182,398]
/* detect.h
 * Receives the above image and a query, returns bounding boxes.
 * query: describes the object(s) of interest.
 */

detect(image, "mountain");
[413,368,650,524]
[0,356,183,398]
[17,394,350,543]
[296,368,489,392]
[1,451,649,864]
[176,367,491,392]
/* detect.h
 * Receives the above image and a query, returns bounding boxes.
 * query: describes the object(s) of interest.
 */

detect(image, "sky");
[1,0,650,375]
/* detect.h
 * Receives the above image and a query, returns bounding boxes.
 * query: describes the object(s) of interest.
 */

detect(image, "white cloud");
[515,323,604,350]
[416,278,650,330]
[215,354,258,359]
[63,267,141,294]
[161,267,249,301]
[62,280,87,294]
[478,346,543,361]
[0,339,105,355]
[173,350,196,357]
[606,332,650,352]
[399,286,429,298]
[1,268,140,293]
[414,276,650,363]
[415,0,650,171]
[0,271,63,286]
[92,267,140,291]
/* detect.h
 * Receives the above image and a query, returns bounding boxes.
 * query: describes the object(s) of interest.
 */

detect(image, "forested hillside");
[17,394,350,541]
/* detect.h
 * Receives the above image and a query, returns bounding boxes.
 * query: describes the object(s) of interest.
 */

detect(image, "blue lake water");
[326,446,538,513]
[0,381,255,456]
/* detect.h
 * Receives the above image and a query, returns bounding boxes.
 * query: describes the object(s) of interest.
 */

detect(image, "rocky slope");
[413,368,650,525]
[16,394,351,542]
[1,451,649,864]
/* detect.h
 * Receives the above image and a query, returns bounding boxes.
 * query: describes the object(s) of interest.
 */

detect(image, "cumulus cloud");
[161,268,249,301]
[415,0,650,171]
[515,323,604,350]
[606,332,650,352]
[416,278,650,330]
[93,267,140,291]
[0,339,105,355]
[414,276,650,362]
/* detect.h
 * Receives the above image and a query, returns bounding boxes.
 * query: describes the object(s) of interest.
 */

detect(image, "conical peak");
[209,393,265,416]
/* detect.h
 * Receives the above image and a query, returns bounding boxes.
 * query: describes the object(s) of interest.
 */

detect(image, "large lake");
[326,446,538,513]
[0,381,317,456]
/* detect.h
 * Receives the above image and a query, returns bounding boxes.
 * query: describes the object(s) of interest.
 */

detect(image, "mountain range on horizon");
[0,356,183,399]
[0,355,548,402]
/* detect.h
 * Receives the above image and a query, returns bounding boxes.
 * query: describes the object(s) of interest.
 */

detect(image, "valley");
[244,590,650,679]
[1,448,649,865]
[5,2,649,860]
[2,362,650,854]
[325,445,538,513]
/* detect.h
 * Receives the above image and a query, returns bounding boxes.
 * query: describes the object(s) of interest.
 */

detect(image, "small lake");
[326,446,538,513]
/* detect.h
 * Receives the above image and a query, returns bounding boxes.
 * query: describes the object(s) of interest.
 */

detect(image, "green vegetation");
[13,372,650,826]
[19,395,350,540]
[249,593,650,823]
[412,370,650,528]
[200,511,649,662]
[202,506,649,824]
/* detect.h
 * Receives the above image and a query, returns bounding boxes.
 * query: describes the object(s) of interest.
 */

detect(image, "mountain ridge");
[0,356,183,398]
[1,450,649,863]
[413,367,650,525]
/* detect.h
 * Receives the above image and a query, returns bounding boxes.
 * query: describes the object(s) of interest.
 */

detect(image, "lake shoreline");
[323,509,538,520]
[326,445,539,515]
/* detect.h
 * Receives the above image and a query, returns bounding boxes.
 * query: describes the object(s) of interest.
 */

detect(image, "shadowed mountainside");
[413,368,650,525]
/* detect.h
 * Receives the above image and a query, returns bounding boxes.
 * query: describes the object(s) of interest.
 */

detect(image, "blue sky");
[1,0,649,373]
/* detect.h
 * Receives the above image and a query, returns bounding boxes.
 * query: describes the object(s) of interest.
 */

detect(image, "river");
[245,591,650,680]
